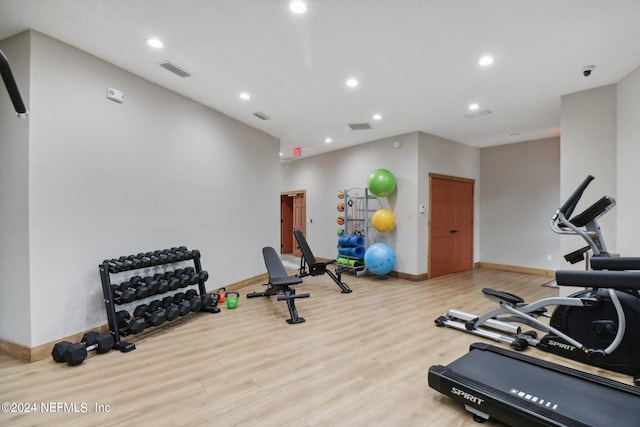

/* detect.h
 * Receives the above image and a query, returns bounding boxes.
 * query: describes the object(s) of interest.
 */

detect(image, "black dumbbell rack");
[99,246,219,353]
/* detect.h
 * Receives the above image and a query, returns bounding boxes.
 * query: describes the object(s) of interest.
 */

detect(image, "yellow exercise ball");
[337,191,345,199]
[372,209,396,232]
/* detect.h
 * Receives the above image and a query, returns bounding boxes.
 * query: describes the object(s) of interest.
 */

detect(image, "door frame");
[280,190,306,255]
[428,173,475,278]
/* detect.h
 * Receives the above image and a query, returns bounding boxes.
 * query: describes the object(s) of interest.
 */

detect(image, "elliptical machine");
[435,175,640,385]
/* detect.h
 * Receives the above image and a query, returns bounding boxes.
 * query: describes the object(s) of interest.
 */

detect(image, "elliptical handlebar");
[556,174,594,220]
[551,175,612,258]
[0,49,29,118]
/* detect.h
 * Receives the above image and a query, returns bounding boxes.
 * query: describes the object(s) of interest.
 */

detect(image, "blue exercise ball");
[364,243,396,275]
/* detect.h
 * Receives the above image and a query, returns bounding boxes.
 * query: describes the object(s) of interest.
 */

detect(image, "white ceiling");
[2,1,640,160]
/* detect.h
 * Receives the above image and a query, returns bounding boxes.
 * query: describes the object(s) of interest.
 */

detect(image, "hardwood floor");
[0,268,633,426]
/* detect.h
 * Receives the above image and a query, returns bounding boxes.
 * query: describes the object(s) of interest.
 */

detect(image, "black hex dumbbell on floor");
[133,303,166,327]
[51,332,114,366]
[116,310,146,335]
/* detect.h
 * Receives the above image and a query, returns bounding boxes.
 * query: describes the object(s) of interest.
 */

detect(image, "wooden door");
[281,191,306,256]
[429,175,474,278]
[281,195,294,253]
[292,194,306,257]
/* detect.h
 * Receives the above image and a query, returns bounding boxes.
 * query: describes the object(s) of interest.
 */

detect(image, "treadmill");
[428,343,640,426]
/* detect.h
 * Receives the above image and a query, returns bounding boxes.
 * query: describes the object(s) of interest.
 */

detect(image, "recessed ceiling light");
[239,92,251,100]
[325,137,333,143]
[478,55,494,66]
[372,114,382,121]
[146,38,164,49]
[289,1,307,14]
[468,103,480,111]
[346,78,359,88]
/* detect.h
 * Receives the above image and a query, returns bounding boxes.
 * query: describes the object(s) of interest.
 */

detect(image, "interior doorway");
[428,174,474,278]
[281,191,306,256]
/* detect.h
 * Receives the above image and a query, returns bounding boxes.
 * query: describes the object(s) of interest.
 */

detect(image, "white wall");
[417,133,481,274]
[281,133,420,274]
[281,131,481,277]
[2,31,280,347]
[560,84,617,262]
[616,66,640,255]
[0,32,31,347]
[479,138,561,270]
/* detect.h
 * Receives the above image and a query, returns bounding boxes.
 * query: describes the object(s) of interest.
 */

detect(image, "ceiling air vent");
[348,122,372,131]
[464,109,492,119]
[158,61,192,78]
[253,112,271,120]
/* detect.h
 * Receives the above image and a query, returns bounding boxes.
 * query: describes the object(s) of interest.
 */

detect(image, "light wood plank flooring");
[0,268,633,426]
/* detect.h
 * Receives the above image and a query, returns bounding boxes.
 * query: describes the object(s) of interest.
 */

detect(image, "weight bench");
[293,229,352,293]
[247,247,310,324]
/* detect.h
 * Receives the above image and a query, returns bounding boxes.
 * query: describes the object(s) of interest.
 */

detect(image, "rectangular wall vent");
[464,109,492,119]
[348,122,372,131]
[253,112,271,120]
[159,61,192,78]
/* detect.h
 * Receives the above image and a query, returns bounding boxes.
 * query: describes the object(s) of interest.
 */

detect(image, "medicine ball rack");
[339,188,380,276]
[99,246,219,353]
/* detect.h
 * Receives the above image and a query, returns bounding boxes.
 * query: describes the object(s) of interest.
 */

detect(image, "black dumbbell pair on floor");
[52,331,114,366]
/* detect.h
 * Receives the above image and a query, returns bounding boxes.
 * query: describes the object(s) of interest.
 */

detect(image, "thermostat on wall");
[107,88,124,103]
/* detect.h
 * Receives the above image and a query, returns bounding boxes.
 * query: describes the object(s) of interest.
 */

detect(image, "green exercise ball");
[367,169,396,197]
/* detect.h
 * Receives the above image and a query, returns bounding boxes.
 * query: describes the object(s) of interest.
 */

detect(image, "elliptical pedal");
[482,288,549,316]
[482,288,524,306]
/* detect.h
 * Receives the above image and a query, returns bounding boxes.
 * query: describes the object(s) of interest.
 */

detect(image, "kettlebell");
[226,291,240,309]
[217,287,227,303]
